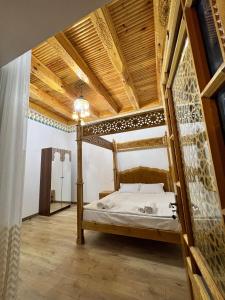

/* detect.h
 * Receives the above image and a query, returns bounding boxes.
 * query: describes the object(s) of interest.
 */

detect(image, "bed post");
[165,132,174,192]
[112,140,120,191]
[76,120,84,245]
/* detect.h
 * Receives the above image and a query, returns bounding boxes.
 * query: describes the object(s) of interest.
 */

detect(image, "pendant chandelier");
[73,83,90,121]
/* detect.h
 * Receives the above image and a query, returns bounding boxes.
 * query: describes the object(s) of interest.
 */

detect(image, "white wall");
[105,126,168,171]
[83,143,114,203]
[22,120,75,218]
[82,126,168,203]
[23,123,168,215]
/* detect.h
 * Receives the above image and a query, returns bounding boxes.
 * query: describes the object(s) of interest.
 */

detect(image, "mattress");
[83,192,180,232]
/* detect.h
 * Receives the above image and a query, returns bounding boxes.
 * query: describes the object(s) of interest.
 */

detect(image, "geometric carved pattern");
[93,12,113,50]
[172,39,225,297]
[52,148,71,162]
[158,0,170,27]
[210,0,225,54]
[0,225,21,300]
[119,167,171,192]
[82,135,113,151]
[28,109,76,133]
[82,109,165,137]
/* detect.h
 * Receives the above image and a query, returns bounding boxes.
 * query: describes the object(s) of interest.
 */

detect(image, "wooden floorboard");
[18,206,189,300]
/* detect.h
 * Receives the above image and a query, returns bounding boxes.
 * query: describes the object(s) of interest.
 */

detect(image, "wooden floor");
[18,206,189,300]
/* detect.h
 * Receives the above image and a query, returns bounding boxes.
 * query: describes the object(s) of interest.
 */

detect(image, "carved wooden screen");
[82,109,165,137]
[171,39,225,297]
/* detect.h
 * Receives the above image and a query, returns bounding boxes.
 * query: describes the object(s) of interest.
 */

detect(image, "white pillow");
[139,183,165,194]
[119,183,140,193]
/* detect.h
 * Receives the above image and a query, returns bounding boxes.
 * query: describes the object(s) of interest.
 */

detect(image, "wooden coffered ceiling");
[30,0,169,123]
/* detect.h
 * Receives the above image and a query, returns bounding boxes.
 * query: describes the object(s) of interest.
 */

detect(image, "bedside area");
[99,191,115,200]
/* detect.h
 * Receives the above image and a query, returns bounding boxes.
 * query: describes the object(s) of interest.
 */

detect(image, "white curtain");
[0,51,31,300]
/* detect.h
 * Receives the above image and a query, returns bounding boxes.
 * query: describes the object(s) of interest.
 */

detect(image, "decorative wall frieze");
[27,109,76,133]
[27,108,166,137]
[82,109,165,137]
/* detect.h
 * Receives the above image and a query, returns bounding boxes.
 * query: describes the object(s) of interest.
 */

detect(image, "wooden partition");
[161,1,225,299]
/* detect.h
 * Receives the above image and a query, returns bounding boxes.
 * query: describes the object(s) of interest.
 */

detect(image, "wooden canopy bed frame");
[76,109,181,245]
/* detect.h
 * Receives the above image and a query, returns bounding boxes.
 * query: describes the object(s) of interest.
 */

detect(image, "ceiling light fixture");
[73,83,90,122]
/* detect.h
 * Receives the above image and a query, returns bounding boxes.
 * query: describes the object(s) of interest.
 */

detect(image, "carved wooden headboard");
[118,166,172,192]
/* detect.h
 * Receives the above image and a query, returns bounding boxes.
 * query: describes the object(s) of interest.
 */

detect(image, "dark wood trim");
[39,148,52,216]
[184,6,211,92]
[76,121,84,245]
[82,221,181,244]
[185,5,225,220]
[201,98,225,214]
[50,204,71,216]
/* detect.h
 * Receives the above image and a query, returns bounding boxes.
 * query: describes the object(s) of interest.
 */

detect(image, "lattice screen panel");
[82,109,165,137]
[172,39,225,296]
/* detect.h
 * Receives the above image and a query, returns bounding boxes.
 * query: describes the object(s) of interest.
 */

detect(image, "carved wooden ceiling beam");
[153,0,170,102]
[30,83,72,120]
[91,7,140,110]
[82,108,165,137]
[48,32,121,114]
[31,55,99,119]
[31,55,77,100]
[158,0,170,27]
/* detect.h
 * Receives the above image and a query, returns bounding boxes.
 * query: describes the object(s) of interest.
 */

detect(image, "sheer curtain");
[0,51,31,299]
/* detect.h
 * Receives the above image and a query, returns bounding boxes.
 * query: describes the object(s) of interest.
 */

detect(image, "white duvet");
[85,191,176,217]
[83,192,180,231]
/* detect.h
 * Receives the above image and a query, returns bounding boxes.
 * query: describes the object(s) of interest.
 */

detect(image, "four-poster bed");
[76,109,181,245]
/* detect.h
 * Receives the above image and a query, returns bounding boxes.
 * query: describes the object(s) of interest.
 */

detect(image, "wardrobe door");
[62,152,71,205]
[51,151,63,213]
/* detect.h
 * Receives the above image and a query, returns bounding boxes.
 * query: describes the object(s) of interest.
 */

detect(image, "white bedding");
[83,192,180,231]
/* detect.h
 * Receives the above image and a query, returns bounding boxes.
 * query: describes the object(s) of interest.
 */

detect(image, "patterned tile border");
[27,109,76,133]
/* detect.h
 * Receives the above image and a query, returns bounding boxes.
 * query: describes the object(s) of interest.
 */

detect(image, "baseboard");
[22,203,77,221]
[22,213,39,222]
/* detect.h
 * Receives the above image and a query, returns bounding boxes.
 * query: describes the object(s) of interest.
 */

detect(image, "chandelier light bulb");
[73,96,90,120]
[72,112,79,120]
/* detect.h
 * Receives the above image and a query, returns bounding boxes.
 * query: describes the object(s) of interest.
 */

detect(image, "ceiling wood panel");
[30,0,169,122]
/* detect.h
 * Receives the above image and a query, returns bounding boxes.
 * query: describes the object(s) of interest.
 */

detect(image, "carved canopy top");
[82,109,165,137]
[118,166,171,191]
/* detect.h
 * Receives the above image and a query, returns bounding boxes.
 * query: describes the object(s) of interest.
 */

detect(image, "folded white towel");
[144,206,153,214]
[138,204,158,214]
[138,207,145,213]
[97,201,114,210]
